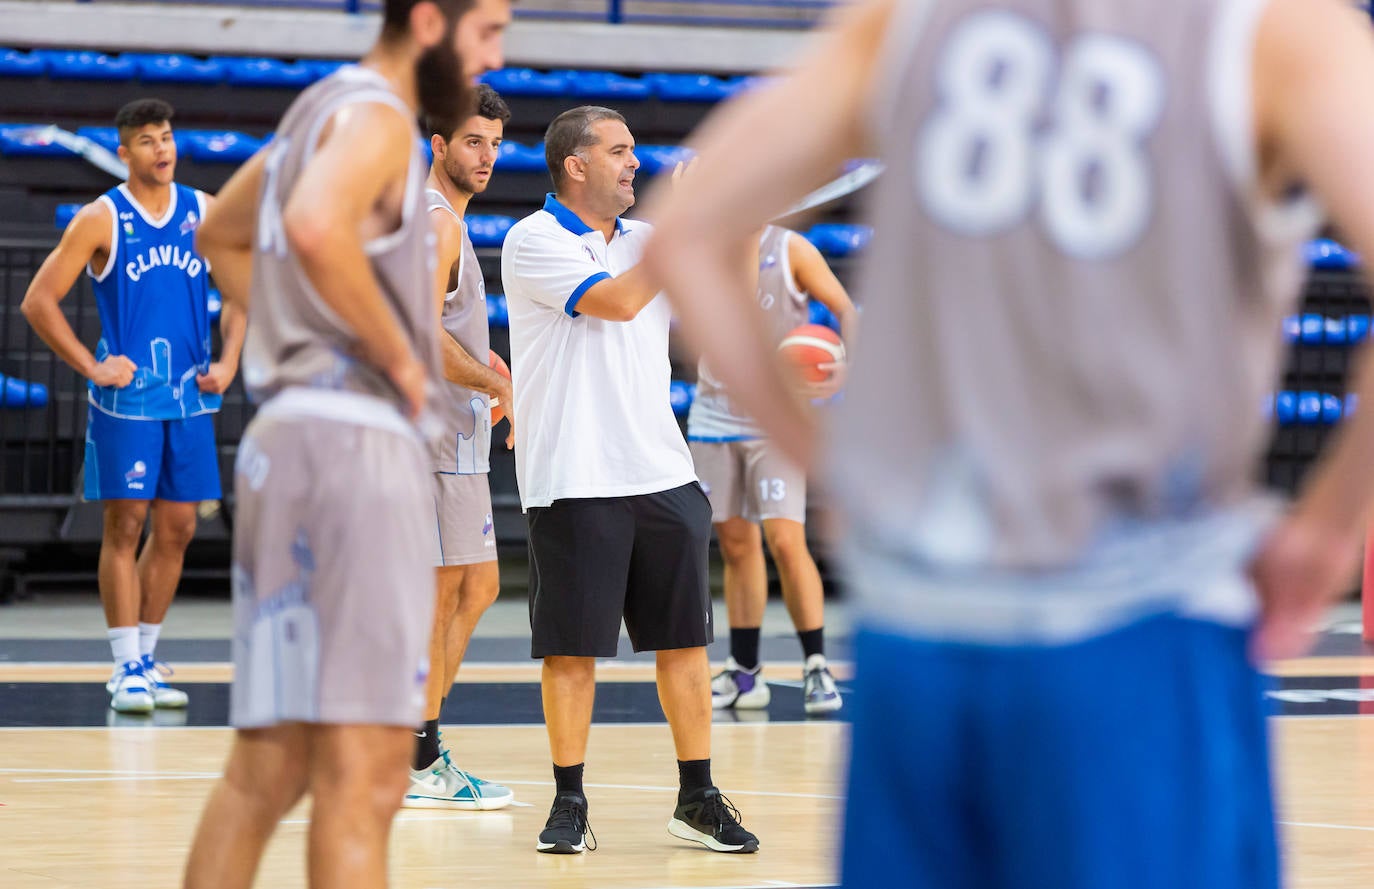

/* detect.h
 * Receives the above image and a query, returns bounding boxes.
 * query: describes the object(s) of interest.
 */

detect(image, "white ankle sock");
[108,627,140,667]
[138,622,161,658]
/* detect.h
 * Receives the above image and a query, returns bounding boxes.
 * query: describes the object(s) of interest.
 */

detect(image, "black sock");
[678,759,713,800]
[798,627,825,661]
[413,716,441,770]
[731,627,762,671]
[554,762,585,798]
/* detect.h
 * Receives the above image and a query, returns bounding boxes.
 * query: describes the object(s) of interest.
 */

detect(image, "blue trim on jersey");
[88,182,219,420]
[567,272,611,317]
[542,193,624,236]
[687,434,761,443]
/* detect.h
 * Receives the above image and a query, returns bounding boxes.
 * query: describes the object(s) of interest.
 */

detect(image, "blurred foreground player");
[22,98,240,714]
[690,226,856,715]
[646,0,1374,886]
[181,1,508,886]
[402,84,515,810]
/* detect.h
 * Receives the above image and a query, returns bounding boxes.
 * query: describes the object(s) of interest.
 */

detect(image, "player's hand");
[503,416,515,451]
[799,360,846,402]
[89,355,136,388]
[1248,514,1361,662]
[195,361,237,395]
[387,354,428,420]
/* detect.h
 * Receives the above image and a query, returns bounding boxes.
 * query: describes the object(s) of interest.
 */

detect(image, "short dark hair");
[425,84,511,140]
[382,0,475,39]
[115,98,174,141]
[543,106,626,191]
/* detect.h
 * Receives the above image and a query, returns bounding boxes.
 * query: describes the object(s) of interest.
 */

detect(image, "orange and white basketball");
[489,350,512,424]
[778,324,845,383]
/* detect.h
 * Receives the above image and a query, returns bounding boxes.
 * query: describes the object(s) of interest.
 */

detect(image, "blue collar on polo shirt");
[543,193,626,237]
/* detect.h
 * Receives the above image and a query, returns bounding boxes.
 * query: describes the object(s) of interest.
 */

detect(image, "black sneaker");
[667,786,759,853]
[536,792,596,854]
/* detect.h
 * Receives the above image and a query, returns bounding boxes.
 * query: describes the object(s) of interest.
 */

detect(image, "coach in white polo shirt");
[503,105,759,856]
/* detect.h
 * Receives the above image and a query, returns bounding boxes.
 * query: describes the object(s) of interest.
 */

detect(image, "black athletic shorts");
[527,481,713,658]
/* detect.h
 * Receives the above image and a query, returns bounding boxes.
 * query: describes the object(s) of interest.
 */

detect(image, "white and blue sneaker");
[140,654,189,709]
[802,654,842,716]
[711,657,771,710]
[105,660,155,714]
[403,749,514,810]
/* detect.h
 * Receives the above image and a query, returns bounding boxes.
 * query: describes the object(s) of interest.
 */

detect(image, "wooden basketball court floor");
[5,599,1374,888]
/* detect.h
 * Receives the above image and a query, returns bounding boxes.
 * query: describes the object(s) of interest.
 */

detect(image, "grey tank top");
[426,188,491,474]
[241,66,440,422]
[833,0,1320,571]
[689,226,810,440]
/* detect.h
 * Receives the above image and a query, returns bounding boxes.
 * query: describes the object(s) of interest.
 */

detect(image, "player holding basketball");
[180,1,509,886]
[402,83,515,810]
[503,105,758,855]
[22,98,239,715]
[690,226,856,715]
[647,0,1374,886]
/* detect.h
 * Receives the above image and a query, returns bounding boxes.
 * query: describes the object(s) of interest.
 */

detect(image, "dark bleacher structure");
[0,46,1366,595]
[0,48,872,593]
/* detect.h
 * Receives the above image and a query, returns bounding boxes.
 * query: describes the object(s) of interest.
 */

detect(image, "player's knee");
[715,521,759,565]
[224,750,306,817]
[764,524,811,567]
[457,573,500,617]
[102,506,146,549]
[311,751,406,820]
[155,510,198,551]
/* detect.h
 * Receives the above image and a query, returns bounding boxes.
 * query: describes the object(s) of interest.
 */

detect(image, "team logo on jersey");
[582,245,596,262]
[179,211,199,236]
[482,513,494,536]
[123,222,135,237]
[125,244,204,282]
[760,254,778,271]
[125,460,147,490]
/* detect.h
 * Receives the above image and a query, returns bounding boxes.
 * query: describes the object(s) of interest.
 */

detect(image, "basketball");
[489,349,511,424]
[777,324,845,383]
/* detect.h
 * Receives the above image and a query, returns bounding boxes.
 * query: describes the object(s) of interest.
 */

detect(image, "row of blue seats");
[1283,313,1372,345]
[0,49,751,101]
[1269,391,1354,426]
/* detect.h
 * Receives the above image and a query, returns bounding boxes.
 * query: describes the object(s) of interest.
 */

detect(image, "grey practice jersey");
[832,0,1319,620]
[426,188,492,474]
[689,226,811,440]
[241,66,440,418]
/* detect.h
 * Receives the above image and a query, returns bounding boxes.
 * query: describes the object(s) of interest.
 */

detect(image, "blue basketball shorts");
[841,614,1278,889]
[84,406,222,502]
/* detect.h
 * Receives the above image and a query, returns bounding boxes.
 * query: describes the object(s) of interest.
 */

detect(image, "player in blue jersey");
[22,98,244,714]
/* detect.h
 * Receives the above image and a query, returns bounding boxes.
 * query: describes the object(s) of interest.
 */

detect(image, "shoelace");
[146,660,175,682]
[547,799,597,851]
[702,792,745,837]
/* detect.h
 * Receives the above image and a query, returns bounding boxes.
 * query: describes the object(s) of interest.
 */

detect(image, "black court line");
[0,681,851,728]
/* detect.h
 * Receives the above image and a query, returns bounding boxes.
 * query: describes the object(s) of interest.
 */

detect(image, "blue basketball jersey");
[88,183,219,420]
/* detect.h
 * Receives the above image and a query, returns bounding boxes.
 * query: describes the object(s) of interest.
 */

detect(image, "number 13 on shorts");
[918,9,1164,260]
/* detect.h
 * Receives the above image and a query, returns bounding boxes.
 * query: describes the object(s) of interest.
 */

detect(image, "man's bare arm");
[20,201,135,387]
[642,0,897,466]
[430,208,512,404]
[193,190,251,394]
[566,264,660,322]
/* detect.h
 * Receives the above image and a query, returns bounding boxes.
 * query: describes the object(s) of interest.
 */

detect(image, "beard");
[445,160,488,196]
[415,25,472,125]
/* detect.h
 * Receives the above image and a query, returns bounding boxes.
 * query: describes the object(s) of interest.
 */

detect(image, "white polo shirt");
[502,193,696,509]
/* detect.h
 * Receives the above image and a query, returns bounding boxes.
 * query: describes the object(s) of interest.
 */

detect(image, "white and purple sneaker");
[711,657,771,710]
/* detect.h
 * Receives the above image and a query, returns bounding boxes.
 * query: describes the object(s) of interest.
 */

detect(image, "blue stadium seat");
[181,130,265,162]
[1349,315,1371,343]
[670,380,695,417]
[560,70,652,101]
[0,124,75,158]
[1299,313,1325,346]
[1,374,48,409]
[309,59,348,81]
[808,300,839,331]
[0,48,47,77]
[1296,390,1324,425]
[467,215,516,248]
[219,57,315,88]
[1274,391,1297,425]
[54,203,80,229]
[1306,238,1359,270]
[73,126,121,153]
[1322,393,1343,424]
[636,144,693,176]
[487,294,509,328]
[480,68,570,97]
[1324,316,1348,345]
[806,223,873,257]
[644,73,733,102]
[39,50,136,81]
[496,141,548,173]
[127,53,225,84]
